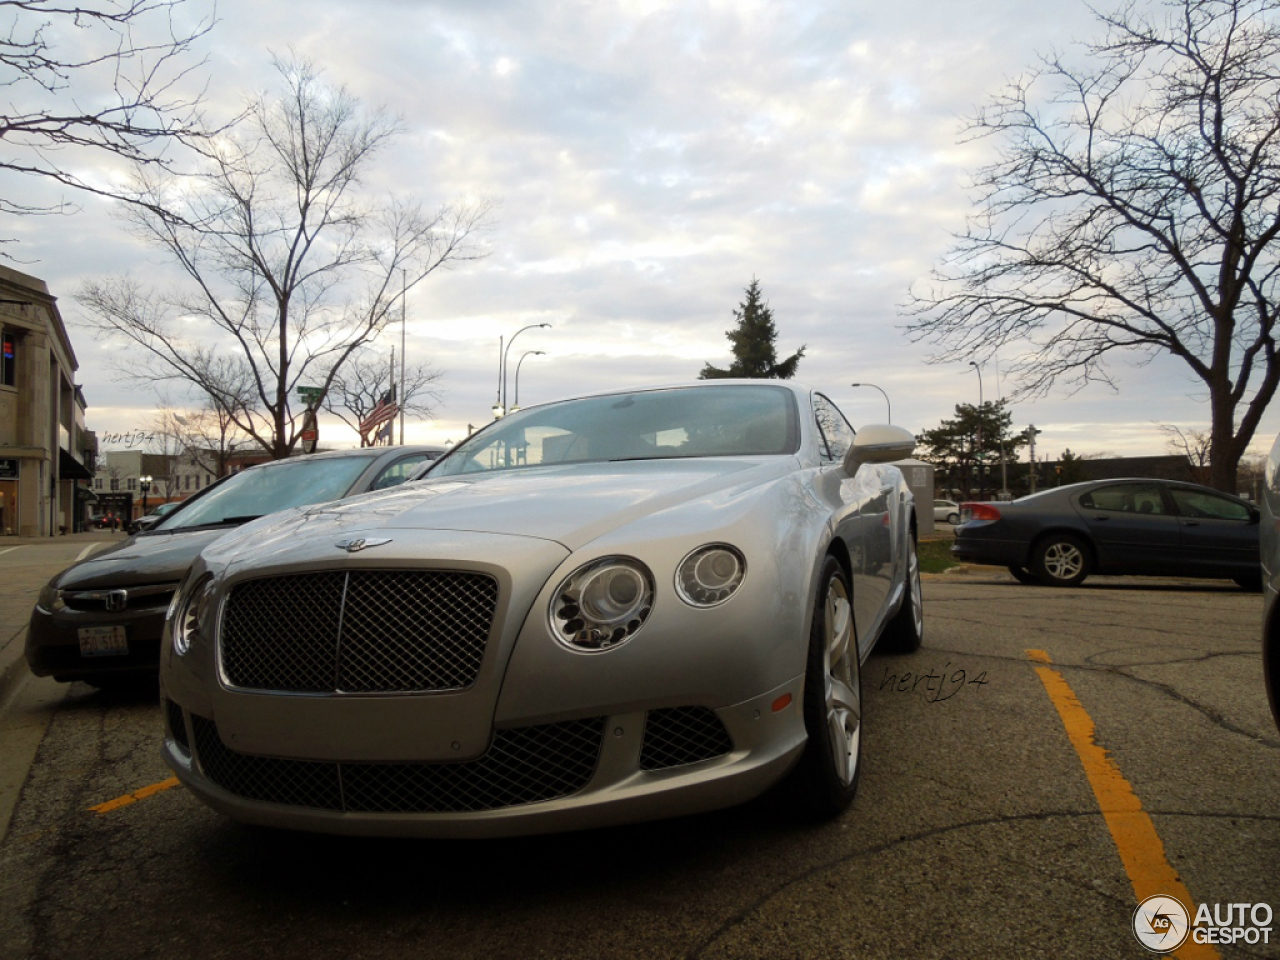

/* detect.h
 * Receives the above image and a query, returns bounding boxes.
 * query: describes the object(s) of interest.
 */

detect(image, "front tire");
[1032,534,1091,587]
[790,556,862,819]
[881,534,923,654]
[946,512,960,525]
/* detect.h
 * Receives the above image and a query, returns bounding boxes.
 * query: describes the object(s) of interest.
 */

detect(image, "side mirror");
[844,424,916,475]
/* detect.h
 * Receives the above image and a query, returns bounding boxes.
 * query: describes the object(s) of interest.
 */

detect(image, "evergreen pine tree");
[699,279,805,379]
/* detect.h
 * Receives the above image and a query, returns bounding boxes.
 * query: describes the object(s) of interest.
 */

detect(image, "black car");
[27,446,443,688]
[953,478,1260,588]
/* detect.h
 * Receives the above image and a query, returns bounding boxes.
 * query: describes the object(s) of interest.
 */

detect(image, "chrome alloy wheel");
[822,573,860,786]
[1042,541,1085,582]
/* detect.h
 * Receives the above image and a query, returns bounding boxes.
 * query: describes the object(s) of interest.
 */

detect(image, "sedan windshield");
[162,455,378,530]
[431,385,800,476]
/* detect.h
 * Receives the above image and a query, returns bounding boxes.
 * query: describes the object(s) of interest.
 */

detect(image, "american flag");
[359,390,398,436]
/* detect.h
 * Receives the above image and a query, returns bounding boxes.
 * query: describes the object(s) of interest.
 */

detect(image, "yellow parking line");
[89,776,181,814]
[1026,650,1218,960]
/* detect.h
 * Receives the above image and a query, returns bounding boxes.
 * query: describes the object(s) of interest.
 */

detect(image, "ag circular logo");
[1133,895,1190,953]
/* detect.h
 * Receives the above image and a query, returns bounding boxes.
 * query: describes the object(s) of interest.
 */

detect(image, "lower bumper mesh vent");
[639,706,733,770]
[165,699,189,753]
[191,715,604,813]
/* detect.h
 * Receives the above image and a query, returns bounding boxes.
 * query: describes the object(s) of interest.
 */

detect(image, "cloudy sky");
[12,0,1276,463]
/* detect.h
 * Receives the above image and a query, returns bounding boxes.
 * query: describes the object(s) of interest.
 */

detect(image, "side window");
[369,455,428,491]
[1078,483,1167,515]
[1169,488,1251,521]
[812,394,855,463]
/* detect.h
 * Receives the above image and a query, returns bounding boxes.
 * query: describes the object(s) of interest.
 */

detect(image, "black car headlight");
[676,544,746,607]
[168,573,214,656]
[36,581,65,613]
[550,557,654,652]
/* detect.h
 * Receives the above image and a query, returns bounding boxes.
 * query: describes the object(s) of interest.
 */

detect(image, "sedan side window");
[1078,483,1167,514]
[813,394,854,462]
[1169,488,1251,521]
[370,455,429,491]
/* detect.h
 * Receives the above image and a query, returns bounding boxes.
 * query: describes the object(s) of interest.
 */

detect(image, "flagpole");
[400,270,407,445]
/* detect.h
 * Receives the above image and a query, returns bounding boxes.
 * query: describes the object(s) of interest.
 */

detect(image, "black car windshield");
[431,384,800,477]
[162,455,378,529]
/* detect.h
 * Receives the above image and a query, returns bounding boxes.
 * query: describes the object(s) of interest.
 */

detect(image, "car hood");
[208,457,799,562]
[53,528,233,590]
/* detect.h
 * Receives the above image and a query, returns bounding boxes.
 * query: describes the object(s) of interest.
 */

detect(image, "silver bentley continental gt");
[160,381,923,837]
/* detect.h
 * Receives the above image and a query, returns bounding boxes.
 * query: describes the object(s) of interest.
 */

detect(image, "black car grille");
[220,570,499,694]
[639,706,734,770]
[191,715,604,813]
[62,584,178,613]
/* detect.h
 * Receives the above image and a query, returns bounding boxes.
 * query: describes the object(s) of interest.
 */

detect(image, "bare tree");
[1160,423,1212,482]
[1,0,214,225]
[907,0,1280,492]
[77,56,494,459]
[321,347,444,446]
[153,404,249,479]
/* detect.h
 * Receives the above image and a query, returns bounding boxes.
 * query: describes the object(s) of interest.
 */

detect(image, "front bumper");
[161,681,806,838]
[26,605,168,682]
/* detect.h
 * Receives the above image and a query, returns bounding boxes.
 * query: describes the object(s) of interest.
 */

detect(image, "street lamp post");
[501,323,551,415]
[139,474,152,521]
[850,382,891,422]
[969,361,984,499]
[512,350,545,412]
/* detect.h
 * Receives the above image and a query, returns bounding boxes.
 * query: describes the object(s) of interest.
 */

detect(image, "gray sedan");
[27,446,443,687]
[953,478,1260,587]
[161,381,922,836]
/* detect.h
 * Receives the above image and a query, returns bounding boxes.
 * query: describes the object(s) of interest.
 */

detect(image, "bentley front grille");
[219,570,499,694]
[191,715,604,813]
[639,706,734,770]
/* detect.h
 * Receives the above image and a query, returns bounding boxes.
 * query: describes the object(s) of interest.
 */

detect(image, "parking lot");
[0,539,1276,959]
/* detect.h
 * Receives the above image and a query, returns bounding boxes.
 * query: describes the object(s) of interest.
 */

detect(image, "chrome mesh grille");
[191,715,604,813]
[639,706,733,770]
[220,570,499,693]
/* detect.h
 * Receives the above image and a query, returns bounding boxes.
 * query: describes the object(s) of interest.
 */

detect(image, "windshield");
[431,385,800,477]
[163,455,378,529]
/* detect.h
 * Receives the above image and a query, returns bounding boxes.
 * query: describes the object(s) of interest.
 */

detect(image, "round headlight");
[676,544,746,607]
[550,557,654,652]
[169,573,214,656]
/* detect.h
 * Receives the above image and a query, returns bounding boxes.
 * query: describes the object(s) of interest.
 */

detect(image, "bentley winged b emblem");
[335,537,393,553]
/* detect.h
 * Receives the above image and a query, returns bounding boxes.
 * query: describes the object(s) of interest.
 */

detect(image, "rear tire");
[1032,534,1091,587]
[1008,565,1040,585]
[789,556,862,820]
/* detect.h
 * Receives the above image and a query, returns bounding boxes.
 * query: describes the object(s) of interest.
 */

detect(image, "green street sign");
[297,386,323,406]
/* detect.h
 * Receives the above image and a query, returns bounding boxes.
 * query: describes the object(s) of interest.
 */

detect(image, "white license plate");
[78,625,128,657]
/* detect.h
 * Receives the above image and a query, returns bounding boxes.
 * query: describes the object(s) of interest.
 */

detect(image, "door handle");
[1091,515,1110,521]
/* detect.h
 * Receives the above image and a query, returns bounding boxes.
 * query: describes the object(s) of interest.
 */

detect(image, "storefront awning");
[58,449,93,481]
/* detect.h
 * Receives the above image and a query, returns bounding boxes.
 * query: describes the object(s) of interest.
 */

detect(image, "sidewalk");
[0,529,127,711]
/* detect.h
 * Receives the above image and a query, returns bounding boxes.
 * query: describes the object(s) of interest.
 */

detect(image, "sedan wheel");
[790,556,862,819]
[946,512,960,525]
[1032,534,1090,587]
[1008,565,1040,585]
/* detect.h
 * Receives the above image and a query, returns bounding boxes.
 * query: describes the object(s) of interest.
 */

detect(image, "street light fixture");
[139,474,153,520]
[850,382,891,423]
[512,350,545,412]
[500,323,551,415]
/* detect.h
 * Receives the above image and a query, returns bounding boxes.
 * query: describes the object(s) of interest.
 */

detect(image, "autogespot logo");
[1133,895,1191,953]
